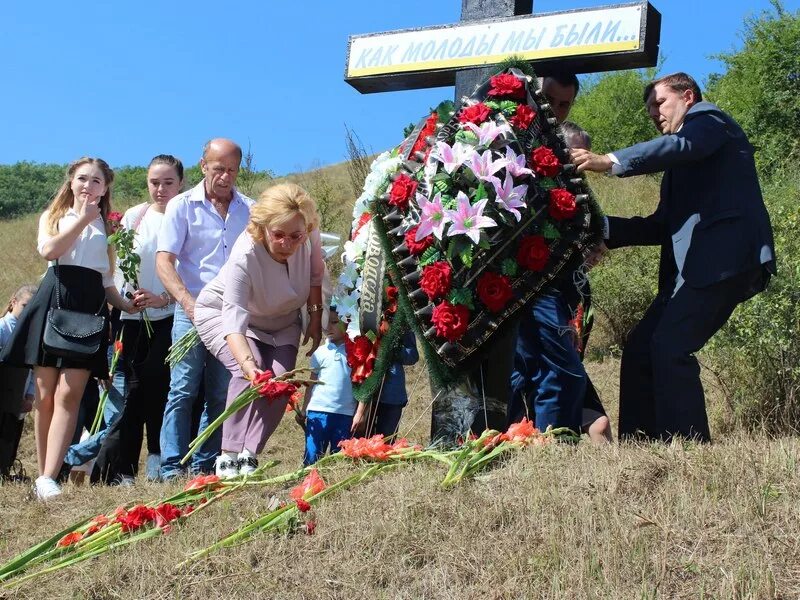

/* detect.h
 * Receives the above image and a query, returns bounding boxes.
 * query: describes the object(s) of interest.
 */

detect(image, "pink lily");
[492,172,528,222]
[463,121,511,147]
[445,191,498,244]
[434,141,472,175]
[464,150,508,187]
[503,146,534,178]
[416,192,450,240]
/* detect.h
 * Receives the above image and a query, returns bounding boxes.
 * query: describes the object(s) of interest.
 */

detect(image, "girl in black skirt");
[0,157,138,500]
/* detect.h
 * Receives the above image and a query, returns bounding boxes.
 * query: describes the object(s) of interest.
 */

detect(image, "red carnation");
[411,112,439,157]
[431,301,470,342]
[548,188,578,221]
[388,173,418,211]
[419,261,452,301]
[476,272,514,313]
[531,146,562,178]
[516,235,550,272]
[405,225,434,256]
[510,104,536,130]
[458,102,491,125]
[488,73,525,100]
[107,211,123,223]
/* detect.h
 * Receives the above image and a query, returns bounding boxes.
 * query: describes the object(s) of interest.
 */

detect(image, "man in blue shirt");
[156,138,254,478]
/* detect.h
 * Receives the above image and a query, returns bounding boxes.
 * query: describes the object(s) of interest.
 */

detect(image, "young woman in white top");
[94,155,182,484]
[0,157,138,500]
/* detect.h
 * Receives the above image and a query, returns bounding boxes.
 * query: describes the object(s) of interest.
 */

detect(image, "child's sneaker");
[145,454,161,481]
[215,453,239,478]
[34,476,62,501]
[237,449,258,476]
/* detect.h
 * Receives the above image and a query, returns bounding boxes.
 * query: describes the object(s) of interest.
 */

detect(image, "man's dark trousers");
[619,266,766,442]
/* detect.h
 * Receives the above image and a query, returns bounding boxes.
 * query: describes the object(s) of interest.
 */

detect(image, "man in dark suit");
[570,72,775,442]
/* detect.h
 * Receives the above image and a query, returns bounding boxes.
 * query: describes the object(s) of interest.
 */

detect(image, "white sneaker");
[34,476,62,501]
[215,453,239,478]
[145,454,161,481]
[237,449,258,476]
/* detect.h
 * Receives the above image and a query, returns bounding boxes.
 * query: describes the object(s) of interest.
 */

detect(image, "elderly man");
[571,72,775,442]
[156,138,254,479]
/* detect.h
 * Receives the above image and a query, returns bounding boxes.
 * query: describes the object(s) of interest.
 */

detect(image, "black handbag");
[42,263,106,360]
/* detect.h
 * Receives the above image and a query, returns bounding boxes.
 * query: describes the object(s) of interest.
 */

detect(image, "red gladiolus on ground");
[85,514,110,536]
[290,469,327,501]
[56,531,84,548]
[154,503,183,531]
[504,418,539,443]
[115,505,157,533]
[184,474,222,492]
[295,499,312,513]
[305,520,317,535]
[338,435,393,460]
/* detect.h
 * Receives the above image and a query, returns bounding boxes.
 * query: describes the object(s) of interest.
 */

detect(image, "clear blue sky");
[1,0,796,175]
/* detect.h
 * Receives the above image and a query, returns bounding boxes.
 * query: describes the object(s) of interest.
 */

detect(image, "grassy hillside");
[1,166,797,597]
[2,359,798,598]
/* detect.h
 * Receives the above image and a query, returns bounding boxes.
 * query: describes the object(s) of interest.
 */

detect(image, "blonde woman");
[0,157,137,499]
[194,183,324,477]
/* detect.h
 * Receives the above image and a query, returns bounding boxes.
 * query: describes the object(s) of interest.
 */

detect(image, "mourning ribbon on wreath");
[359,223,386,336]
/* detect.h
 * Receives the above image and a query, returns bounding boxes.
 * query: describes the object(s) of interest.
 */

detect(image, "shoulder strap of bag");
[52,260,105,316]
[131,203,150,232]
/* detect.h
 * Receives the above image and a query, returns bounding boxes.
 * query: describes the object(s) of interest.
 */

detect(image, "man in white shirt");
[571,72,775,442]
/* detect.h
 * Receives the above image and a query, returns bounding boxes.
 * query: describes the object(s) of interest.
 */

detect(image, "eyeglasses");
[266,229,306,244]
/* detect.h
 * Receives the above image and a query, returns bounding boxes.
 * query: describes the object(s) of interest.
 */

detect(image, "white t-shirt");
[37,208,114,288]
[115,203,174,321]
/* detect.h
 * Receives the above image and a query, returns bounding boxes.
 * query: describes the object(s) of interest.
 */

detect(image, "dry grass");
[2,360,799,599]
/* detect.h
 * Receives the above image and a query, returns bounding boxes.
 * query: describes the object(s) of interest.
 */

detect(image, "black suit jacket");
[605,102,775,296]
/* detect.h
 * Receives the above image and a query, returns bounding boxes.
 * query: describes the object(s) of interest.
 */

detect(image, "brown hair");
[148,154,185,181]
[247,183,320,244]
[643,72,703,104]
[4,284,37,315]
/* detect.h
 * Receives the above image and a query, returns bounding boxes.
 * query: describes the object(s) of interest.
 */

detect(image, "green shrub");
[705,171,800,433]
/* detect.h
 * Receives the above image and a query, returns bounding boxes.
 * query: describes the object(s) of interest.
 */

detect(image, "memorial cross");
[345,0,661,437]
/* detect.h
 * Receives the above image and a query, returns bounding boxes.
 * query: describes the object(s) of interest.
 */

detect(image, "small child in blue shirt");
[299,310,365,465]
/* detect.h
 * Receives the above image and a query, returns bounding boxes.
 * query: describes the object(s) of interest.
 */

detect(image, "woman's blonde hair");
[44,157,116,274]
[247,183,320,244]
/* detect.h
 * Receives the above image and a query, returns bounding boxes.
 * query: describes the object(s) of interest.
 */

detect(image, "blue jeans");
[65,359,126,466]
[160,305,231,478]
[509,292,585,433]
[304,410,353,466]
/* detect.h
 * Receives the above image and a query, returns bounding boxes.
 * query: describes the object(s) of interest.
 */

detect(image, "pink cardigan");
[195,228,324,357]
